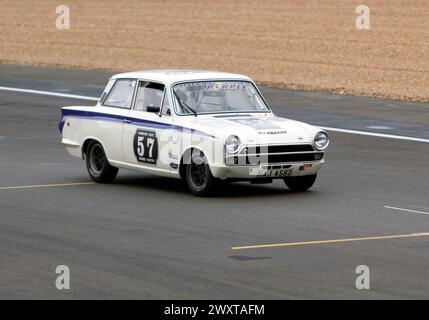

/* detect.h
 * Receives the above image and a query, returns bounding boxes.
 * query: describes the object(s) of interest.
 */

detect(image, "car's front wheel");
[185,150,217,196]
[284,174,317,191]
[85,141,118,183]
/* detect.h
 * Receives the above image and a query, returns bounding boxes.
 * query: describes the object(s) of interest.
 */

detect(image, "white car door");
[122,80,173,173]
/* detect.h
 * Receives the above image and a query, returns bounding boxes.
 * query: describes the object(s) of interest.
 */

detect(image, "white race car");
[60,70,329,196]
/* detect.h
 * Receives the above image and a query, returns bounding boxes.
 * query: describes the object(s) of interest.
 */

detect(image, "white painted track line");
[384,206,429,216]
[321,126,429,144]
[1,86,428,143]
[0,86,99,101]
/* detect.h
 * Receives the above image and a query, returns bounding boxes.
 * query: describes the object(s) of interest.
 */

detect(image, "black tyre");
[185,150,217,196]
[85,141,118,183]
[284,174,317,191]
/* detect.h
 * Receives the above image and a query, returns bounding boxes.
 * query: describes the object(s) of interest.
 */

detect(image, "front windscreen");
[173,81,270,115]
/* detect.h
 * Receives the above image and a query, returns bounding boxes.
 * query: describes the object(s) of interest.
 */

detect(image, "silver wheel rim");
[188,151,208,191]
[89,144,105,175]
[190,162,208,189]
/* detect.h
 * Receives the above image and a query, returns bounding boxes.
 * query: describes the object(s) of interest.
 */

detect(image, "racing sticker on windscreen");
[227,117,281,130]
[133,130,158,164]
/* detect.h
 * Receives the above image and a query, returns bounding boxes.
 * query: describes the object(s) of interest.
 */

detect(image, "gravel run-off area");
[0,0,428,102]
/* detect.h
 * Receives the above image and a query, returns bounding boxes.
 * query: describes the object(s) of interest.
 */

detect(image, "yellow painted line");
[231,232,429,250]
[0,182,96,191]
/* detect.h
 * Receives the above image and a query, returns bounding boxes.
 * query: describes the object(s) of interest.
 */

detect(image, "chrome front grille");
[226,144,324,166]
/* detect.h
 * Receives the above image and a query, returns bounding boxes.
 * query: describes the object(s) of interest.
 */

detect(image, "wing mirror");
[146,106,160,113]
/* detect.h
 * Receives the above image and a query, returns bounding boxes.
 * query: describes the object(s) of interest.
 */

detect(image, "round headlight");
[225,135,241,154]
[314,132,329,150]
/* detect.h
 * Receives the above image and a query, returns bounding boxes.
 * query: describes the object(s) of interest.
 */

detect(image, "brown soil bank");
[1,0,428,101]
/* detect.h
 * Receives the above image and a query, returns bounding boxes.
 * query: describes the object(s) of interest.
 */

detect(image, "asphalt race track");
[0,65,428,299]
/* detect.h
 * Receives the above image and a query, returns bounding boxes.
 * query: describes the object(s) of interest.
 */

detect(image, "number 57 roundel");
[133,130,158,165]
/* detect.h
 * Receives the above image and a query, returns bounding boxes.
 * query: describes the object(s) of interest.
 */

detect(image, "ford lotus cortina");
[59,70,329,196]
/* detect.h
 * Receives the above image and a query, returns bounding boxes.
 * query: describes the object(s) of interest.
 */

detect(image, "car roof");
[110,69,251,84]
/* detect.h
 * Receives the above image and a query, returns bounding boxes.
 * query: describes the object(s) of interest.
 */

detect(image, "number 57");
[137,136,155,158]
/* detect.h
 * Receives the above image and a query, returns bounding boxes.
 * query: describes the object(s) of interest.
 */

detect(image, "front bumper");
[210,160,324,179]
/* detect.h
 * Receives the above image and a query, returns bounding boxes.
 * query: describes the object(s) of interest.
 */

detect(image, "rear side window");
[103,79,136,109]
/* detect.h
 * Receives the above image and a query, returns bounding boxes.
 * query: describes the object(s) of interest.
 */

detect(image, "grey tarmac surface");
[0,65,428,299]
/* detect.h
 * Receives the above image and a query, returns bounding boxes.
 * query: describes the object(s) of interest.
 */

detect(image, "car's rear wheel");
[85,141,118,183]
[284,174,317,191]
[185,150,217,196]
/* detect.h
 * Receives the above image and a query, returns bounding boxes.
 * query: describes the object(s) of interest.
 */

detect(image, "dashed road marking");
[366,125,394,130]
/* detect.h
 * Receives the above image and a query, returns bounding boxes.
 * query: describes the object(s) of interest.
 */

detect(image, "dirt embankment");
[0,0,428,101]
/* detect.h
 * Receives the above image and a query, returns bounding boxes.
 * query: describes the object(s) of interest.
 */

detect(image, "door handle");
[123,119,132,124]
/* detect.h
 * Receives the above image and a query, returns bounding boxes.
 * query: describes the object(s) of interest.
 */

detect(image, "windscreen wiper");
[174,91,197,117]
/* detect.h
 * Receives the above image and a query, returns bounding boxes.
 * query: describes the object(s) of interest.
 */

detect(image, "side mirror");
[146,106,160,113]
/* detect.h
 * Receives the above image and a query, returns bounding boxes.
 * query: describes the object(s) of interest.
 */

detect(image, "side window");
[161,93,171,115]
[134,82,165,112]
[103,79,136,109]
